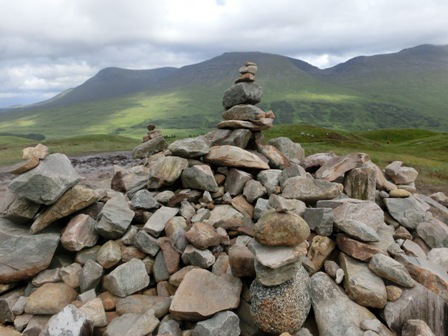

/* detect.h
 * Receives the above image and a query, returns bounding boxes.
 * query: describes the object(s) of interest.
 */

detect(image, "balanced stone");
[222,82,263,110]
[250,266,311,334]
[132,136,168,159]
[254,211,310,246]
[30,184,98,234]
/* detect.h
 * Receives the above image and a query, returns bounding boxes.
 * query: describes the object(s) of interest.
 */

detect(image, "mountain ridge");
[0,44,447,138]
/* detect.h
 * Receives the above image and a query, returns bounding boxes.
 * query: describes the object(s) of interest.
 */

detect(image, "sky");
[1,0,448,108]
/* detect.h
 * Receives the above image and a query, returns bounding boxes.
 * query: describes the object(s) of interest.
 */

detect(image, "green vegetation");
[0,134,139,166]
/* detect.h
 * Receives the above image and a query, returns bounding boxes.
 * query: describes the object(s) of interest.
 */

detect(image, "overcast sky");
[1,0,448,108]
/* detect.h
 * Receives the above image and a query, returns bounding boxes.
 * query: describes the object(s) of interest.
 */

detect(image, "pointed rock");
[268,137,305,164]
[340,253,387,309]
[61,214,99,251]
[224,168,253,196]
[147,156,189,189]
[103,259,150,298]
[181,165,219,192]
[7,157,40,175]
[315,153,370,181]
[39,304,93,336]
[143,206,179,237]
[369,253,416,287]
[96,193,134,239]
[8,153,81,205]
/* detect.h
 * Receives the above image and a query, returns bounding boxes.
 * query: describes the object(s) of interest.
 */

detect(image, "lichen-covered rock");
[250,266,311,334]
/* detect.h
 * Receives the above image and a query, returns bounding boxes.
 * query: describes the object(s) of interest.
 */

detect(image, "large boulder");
[222,82,263,109]
[8,153,81,205]
[0,218,59,283]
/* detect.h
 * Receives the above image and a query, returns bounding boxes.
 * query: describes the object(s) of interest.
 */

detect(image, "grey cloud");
[1,0,448,107]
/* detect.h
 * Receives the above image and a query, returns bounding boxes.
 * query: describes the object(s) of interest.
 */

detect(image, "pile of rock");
[142,123,163,143]
[1,62,448,336]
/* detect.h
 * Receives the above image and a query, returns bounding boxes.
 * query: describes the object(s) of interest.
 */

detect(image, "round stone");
[250,265,311,334]
[254,211,310,246]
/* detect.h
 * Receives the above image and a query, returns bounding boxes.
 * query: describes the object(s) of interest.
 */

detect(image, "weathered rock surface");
[95,193,134,239]
[25,283,77,315]
[0,218,60,283]
[205,145,269,170]
[39,304,93,336]
[310,272,393,336]
[103,259,150,297]
[168,136,210,158]
[282,176,343,202]
[8,153,81,205]
[132,136,168,159]
[254,210,310,246]
[169,269,242,321]
[250,266,311,334]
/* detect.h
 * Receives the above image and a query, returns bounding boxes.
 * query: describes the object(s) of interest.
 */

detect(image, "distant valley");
[1,44,447,140]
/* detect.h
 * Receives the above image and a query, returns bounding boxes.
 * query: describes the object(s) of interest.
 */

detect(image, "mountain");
[0,44,447,139]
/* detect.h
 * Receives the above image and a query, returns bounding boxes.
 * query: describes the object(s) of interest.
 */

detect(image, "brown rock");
[307,235,336,272]
[158,237,181,275]
[96,240,122,269]
[217,119,274,131]
[22,143,49,160]
[24,283,77,315]
[169,269,242,321]
[116,295,171,318]
[228,245,255,277]
[254,211,310,246]
[7,157,40,174]
[255,142,291,169]
[386,285,402,302]
[231,195,254,219]
[401,319,436,336]
[205,145,270,170]
[315,153,370,181]
[31,185,98,234]
[61,214,99,251]
[184,222,222,249]
[336,233,385,262]
[169,266,199,287]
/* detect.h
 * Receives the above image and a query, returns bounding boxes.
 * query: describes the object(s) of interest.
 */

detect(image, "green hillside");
[0,45,447,140]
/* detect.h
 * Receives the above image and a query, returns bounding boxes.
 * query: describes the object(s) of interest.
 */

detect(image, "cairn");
[0,62,447,336]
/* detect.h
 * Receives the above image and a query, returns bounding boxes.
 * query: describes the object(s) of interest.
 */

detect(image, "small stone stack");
[218,62,275,132]
[249,205,311,334]
[142,123,162,143]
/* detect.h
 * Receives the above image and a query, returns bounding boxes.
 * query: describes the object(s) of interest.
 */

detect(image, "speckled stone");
[250,265,311,334]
